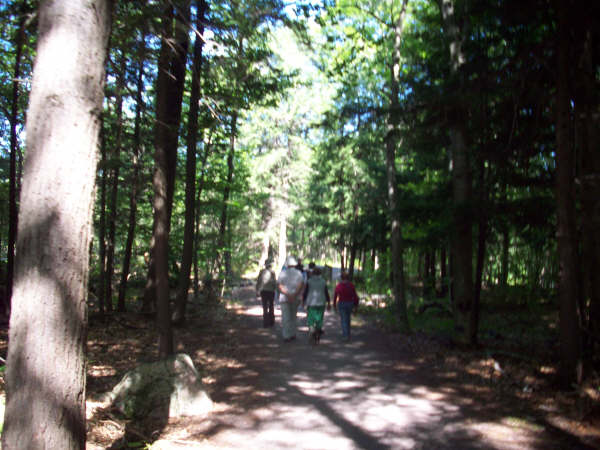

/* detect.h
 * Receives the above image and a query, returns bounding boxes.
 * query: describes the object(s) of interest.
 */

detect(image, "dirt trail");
[153,287,594,449]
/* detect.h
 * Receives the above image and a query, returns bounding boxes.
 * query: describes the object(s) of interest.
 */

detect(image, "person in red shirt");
[333,271,359,341]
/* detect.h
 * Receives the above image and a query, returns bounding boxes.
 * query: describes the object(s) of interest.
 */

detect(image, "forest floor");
[1,285,599,449]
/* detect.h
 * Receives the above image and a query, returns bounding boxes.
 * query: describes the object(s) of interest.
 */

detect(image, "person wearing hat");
[256,259,277,327]
[277,255,305,342]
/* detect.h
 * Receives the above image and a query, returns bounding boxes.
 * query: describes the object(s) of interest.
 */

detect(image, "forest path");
[154,286,592,449]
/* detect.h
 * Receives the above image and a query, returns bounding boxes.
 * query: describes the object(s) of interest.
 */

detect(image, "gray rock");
[103,353,213,419]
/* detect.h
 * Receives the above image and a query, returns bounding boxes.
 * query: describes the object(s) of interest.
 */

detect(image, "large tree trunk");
[385,0,410,332]
[6,1,30,317]
[153,1,190,357]
[573,2,600,368]
[2,1,112,448]
[143,1,190,314]
[438,0,474,344]
[174,0,207,325]
[555,0,581,386]
[118,30,148,312]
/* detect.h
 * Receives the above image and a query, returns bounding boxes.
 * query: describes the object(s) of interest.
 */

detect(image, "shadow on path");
[169,287,594,450]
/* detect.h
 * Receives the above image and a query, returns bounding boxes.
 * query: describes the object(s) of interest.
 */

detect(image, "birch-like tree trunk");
[2,1,112,448]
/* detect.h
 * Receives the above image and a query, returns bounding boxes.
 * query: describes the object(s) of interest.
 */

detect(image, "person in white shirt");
[277,256,305,342]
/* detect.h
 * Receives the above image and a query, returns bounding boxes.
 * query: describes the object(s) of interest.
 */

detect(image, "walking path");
[155,287,594,449]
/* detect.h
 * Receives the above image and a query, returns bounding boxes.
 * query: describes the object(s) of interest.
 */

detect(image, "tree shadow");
[177,292,597,449]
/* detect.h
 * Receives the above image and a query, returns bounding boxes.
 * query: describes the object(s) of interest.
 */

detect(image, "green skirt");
[307,305,326,330]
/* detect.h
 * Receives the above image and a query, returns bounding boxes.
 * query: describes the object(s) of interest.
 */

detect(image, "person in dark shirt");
[256,260,276,327]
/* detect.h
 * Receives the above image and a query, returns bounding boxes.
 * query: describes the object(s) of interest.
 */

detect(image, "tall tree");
[152,0,190,356]
[437,0,475,344]
[2,0,113,447]
[118,25,148,312]
[554,0,580,386]
[174,0,208,324]
[385,0,410,332]
[104,51,127,312]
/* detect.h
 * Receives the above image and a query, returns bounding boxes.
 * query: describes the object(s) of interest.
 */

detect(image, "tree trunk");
[105,54,126,313]
[555,0,581,386]
[438,0,474,344]
[385,0,410,332]
[574,3,600,365]
[473,163,488,345]
[2,1,112,448]
[6,1,29,317]
[174,0,207,325]
[216,113,237,277]
[193,132,213,297]
[118,30,147,311]
[98,127,108,316]
[278,214,287,270]
[153,1,190,357]
[439,245,448,297]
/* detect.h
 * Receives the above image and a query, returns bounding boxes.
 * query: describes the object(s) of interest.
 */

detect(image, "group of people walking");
[256,256,359,344]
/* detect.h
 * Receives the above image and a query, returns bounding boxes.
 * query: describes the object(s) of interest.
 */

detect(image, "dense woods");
[0,0,599,446]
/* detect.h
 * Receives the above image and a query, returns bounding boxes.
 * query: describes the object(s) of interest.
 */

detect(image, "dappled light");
[2,0,600,447]
[79,286,597,448]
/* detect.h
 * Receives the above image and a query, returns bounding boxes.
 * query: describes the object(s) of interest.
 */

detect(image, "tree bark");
[152,0,190,357]
[98,129,108,316]
[6,1,30,316]
[555,0,581,386]
[438,0,474,344]
[473,162,488,345]
[2,1,112,448]
[118,29,147,312]
[385,0,410,332]
[573,2,600,364]
[174,0,207,325]
[278,214,287,270]
[439,245,448,297]
[216,113,237,278]
[193,132,213,297]
[105,54,126,313]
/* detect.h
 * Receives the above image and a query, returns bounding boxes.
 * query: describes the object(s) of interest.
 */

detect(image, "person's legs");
[281,301,297,340]
[262,290,275,327]
[267,297,275,326]
[260,291,270,328]
[289,300,298,337]
[338,302,353,339]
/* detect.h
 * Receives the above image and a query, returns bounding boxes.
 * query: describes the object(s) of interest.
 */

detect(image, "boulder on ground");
[103,353,213,419]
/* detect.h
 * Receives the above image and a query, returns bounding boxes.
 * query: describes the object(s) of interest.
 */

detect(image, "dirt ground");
[2,285,598,448]
[80,286,600,449]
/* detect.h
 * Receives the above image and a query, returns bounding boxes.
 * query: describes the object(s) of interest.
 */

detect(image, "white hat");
[285,255,298,267]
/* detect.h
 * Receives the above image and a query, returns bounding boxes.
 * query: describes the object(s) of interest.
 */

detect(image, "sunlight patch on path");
[184,288,561,450]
